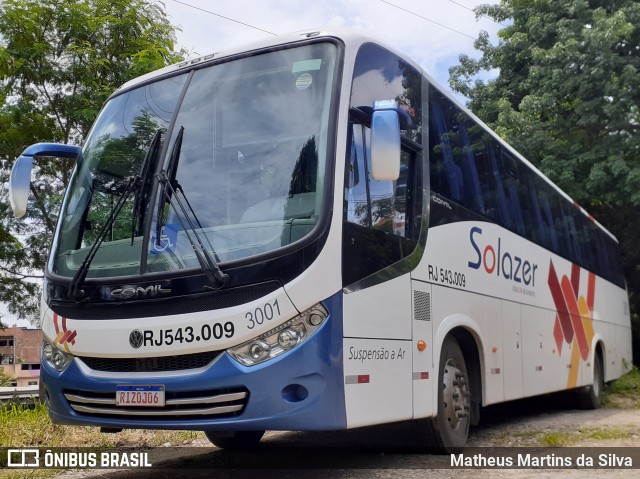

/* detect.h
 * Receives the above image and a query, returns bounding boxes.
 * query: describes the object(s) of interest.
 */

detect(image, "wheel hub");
[442,359,470,430]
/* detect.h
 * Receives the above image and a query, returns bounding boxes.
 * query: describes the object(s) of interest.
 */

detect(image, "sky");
[1,0,503,328]
[161,0,503,100]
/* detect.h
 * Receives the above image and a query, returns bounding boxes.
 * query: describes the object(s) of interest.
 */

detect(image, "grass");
[583,429,634,441]
[538,428,634,447]
[539,432,574,446]
[0,402,204,448]
[0,403,206,478]
[1,469,58,479]
[602,366,640,408]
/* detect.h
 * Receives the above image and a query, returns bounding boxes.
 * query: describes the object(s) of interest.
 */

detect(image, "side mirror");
[9,143,82,217]
[370,100,402,181]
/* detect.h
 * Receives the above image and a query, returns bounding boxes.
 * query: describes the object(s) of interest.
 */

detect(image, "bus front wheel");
[417,335,471,452]
[204,430,265,450]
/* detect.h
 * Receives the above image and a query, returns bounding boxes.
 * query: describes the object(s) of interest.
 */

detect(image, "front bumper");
[41,294,345,431]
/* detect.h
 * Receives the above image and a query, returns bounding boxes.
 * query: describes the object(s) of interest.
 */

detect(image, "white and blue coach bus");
[9,29,632,451]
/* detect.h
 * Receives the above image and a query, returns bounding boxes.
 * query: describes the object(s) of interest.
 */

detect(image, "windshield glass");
[50,42,337,279]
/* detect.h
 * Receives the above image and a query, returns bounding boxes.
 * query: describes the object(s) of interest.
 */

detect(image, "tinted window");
[429,89,494,217]
[343,43,423,287]
[350,43,422,143]
[427,85,624,287]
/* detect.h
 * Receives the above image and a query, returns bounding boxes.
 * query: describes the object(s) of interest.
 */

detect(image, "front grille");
[51,280,282,320]
[64,387,248,419]
[78,350,221,373]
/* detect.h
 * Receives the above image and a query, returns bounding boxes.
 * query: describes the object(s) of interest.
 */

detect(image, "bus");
[9,29,632,451]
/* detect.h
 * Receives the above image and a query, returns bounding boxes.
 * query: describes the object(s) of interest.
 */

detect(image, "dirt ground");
[53,395,640,479]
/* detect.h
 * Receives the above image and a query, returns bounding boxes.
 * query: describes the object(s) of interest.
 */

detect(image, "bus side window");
[348,124,415,238]
[457,121,485,213]
[429,89,497,218]
[542,190,559,253]
[526,175,547,247]
[343,120,422,286]
[487,144,512,229]
[429,98,462,201]
[551,198,573,260]
[471,146,495,218]
[346,124,370,227]
[500,150,525,235]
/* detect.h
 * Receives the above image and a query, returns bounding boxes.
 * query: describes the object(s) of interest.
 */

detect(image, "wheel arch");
[434,315,484,426]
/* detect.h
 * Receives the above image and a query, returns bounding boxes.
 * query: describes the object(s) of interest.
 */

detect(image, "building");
[0,326,43,387]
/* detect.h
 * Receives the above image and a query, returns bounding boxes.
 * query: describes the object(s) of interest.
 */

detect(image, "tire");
[417,335,471,453]
[204,430,265,450]
[577,353,604,409]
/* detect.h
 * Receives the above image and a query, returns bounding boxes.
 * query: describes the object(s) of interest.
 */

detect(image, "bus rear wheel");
[576,353,604,409]
[204,430,265,450]
[417,335,471,452]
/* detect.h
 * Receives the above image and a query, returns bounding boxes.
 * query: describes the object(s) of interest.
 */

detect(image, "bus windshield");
[50,42,338,279]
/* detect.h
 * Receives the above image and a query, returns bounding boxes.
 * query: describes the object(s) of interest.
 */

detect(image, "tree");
[0,369,13,387]
[449,0,640,363]
[0,0,184,320]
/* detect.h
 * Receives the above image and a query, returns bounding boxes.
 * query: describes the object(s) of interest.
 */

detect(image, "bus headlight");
[227,304,328,366]
[42,340,74,372]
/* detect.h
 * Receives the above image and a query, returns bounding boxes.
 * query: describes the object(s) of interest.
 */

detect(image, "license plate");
[116,385,165,407]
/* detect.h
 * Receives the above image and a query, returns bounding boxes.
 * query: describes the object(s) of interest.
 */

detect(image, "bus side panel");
[342,276,413,428]
[430,284,504,406]
[600,321,631,383]
[502,300,523,401]
[591,278,633,381]
[411,281,434,419]
[615,322,633,378]
[521,304,566,397]
[343,275,412,340]
[343,337,412,428]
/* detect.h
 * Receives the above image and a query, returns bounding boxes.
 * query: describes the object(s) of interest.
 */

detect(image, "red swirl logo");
[547,261,596,387]
[53,313,77,353]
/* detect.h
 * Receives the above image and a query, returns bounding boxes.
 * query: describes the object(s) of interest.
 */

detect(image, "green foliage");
[0,402,203,449]
[539,431,574,446]
[604,366,640,398]
[0,369,13,387]
[0,0,184,321]
[449,0,640,364]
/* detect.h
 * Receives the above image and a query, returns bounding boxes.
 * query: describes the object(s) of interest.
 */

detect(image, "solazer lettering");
[468,226,538,286]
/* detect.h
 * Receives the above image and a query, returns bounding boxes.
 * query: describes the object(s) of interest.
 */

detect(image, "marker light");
[42,340,74,372]
[228,303,328,366]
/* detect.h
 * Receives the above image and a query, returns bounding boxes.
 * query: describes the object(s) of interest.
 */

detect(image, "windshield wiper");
[68,129,163,301]
[68,175,140,300]
[158,127,219,262]
[155,126,183,244]
[131,129,163,244]
[155,127,228,289]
